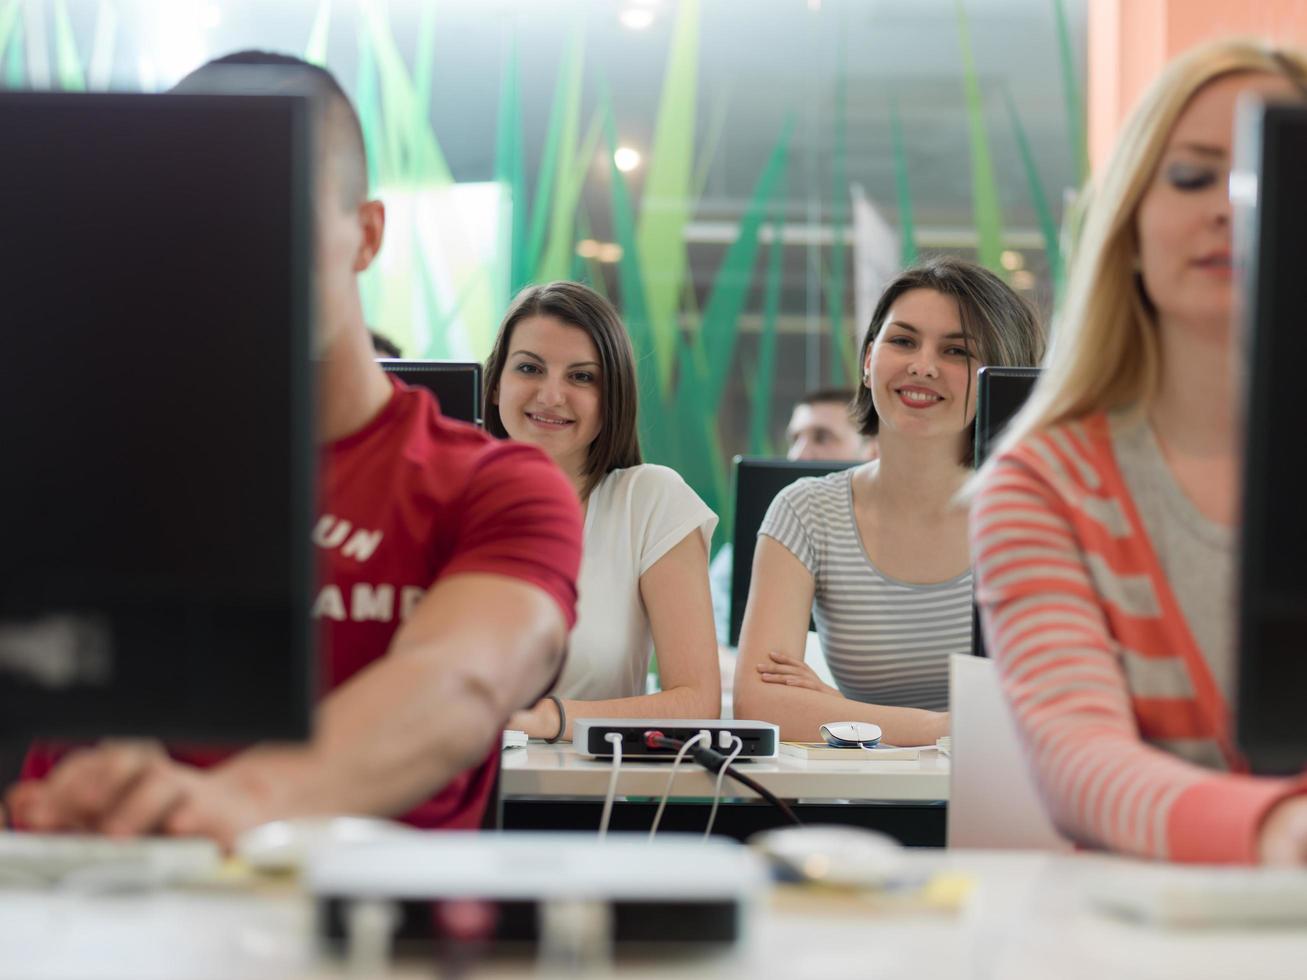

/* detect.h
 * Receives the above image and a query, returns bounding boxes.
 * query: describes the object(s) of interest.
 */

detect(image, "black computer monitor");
[0,91,315,741]
[728,457,859,647]
[378,359,482,426]
[973,367,1041,467]
[971,366,1041,657]
[1233,101,1307,775]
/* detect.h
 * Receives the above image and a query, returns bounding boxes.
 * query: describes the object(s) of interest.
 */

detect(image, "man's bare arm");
[8,572,567,842]
[193,572,567,822]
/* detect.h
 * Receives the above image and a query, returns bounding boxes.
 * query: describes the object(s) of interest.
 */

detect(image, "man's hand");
[5,743,272,850]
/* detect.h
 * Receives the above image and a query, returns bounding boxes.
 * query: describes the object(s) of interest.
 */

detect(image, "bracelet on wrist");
[544,695,566,743]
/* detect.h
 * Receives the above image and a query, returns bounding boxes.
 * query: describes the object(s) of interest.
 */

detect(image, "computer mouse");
[819,721,883,747]
[750,825,906,887]
[235,816,420,873]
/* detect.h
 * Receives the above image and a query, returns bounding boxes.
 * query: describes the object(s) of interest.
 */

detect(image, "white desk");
[5,851,1305,980]
[499,742,949,803]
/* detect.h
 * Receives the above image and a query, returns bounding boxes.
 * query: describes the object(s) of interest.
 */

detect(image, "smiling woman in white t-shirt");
[483,281,719,740]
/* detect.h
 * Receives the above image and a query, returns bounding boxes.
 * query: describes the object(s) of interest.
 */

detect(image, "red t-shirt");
[21,379,582,830]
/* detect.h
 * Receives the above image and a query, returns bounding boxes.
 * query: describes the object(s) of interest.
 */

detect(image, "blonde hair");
[991,38,1307,459]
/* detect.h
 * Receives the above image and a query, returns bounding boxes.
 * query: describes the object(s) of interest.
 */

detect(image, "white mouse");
[819,720,883,746]
[235,816,419,873]
[751,825,907,887]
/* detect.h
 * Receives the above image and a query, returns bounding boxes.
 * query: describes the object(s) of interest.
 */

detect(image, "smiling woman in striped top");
[971,40,1307,865]
[733,258,1044,745]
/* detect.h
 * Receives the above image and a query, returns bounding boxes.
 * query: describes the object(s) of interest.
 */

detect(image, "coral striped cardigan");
[971,412,1302,863]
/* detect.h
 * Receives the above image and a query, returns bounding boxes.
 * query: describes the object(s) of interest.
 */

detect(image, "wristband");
[544,695,566,743]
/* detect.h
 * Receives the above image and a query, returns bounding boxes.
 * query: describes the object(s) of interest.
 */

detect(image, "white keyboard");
[1083,862,1307,927]
[0,831,221,888]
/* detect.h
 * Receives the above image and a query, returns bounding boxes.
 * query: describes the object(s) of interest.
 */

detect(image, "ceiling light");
[597,243,625,264]
[1000,250,1025,271]
[619,9,655,30]
[576,239,601,259]
[613,146,642,172]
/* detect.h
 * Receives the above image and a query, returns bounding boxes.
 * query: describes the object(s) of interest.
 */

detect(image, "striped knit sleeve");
[971,450,1295,864]
[759,481,818,579]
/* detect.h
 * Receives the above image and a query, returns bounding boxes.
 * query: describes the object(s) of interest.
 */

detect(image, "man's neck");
[1150,316,1236,457]
[316,324,393,444]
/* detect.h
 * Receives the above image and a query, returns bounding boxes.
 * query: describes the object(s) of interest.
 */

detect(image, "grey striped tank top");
[759,469,971,711]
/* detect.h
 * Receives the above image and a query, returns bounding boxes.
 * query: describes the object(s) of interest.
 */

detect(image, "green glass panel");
[955,0,1004,273]
[889,93,918,266]
[494,31,527,298]
[1052,0,1088,182]
[305,0,331,66]
[637,0,699,393]
[53,0,85,92]
[1004,85,1063,296]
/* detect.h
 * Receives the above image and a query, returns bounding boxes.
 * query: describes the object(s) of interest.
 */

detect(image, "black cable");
[691,746,803,827]
[645,732,802,827]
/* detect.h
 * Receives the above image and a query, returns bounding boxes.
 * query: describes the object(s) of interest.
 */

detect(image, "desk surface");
[5,851,1306,980]
[499,742,949,803]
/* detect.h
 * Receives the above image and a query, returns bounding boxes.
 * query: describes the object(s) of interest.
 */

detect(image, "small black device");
[573,718,779,760]
[728,457,859,647]
[1232,100,1307,775]
[971,366,1042,658]
[379,358,482,426]
[0,90,316,741]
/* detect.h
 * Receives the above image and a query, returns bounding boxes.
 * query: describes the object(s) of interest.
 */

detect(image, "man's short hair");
[797,387,857,411]
[173,50,369,208]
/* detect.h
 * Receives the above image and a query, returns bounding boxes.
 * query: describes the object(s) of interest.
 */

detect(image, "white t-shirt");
[552,464,718,701]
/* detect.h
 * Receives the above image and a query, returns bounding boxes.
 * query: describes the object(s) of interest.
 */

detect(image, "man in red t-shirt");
[5,52,582,845]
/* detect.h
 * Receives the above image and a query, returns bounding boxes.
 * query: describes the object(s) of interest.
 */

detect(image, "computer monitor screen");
[728,457,859,647]
[1233,101,1307,775]
[971,366,1041,658]
[0,91,315,742]
[378,359,482,426]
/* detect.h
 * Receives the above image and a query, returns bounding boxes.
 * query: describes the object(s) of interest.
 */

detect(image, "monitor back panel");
[971,367,1041,658]
[379,360,482,427]
[1234,102,1307,775]
[0,92,315,741]
[728,458,859,647]
[973,367,1041,467]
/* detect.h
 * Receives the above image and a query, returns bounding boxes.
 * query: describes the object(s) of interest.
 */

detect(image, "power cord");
[646,730,710,840]
[597,732,624,838]
[703,735,744,839]
[690,743,802,826]
[644,732,803,830]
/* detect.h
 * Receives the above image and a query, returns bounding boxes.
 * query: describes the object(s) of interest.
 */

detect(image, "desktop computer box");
[572,719,779,760]
[309,833,767,956]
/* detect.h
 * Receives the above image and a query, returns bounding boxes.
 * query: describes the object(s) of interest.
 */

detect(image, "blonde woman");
[971,39,1307,865]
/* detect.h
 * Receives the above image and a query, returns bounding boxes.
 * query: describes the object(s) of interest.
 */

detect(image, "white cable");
[648,732,709,841]
[598,733,624,839]
[703,735,745,839]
